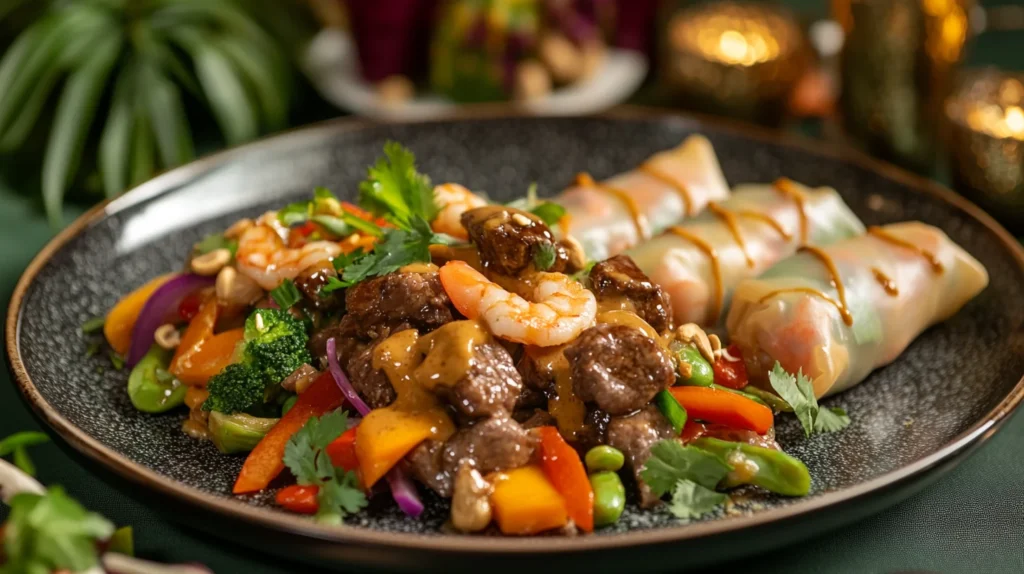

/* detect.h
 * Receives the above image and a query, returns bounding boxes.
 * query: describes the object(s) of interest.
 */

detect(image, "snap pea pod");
[691,437,810,497]
[281,394,298,416]
[673,344,714,387]
[590,471,626,526]
[740,385,793,413]
[127,345,186,413]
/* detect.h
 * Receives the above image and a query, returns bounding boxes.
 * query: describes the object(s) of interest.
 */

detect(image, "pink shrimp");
[235,212,343,290]
[438,260,596,347]
[432,183,487,240]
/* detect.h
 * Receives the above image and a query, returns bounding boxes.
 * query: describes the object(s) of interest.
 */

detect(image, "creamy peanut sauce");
[527,344,585,440]
[771,177,810,244]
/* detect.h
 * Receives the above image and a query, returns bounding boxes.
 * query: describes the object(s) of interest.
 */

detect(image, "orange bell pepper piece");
[537,426,593,532]
[669,386,774,435]
[326,427,359,472]
[275,484,319,515]
[234,371,344,494]
[104,274,175,355]
[490,466,568,535]
[169,297,244,386]
[355,408,448,487]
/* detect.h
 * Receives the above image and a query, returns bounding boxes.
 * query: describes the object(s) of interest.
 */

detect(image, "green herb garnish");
[768,361,850,436]
[108,351,125,370]
[270,278,302,310]
[667,479,728,520]
[0,431,49,476]
[533,243,557,271]
[507,182,566,227]
[283,411,367,523]
[654,390,688,435]
[80,317,105,335]
[3,487,115,573]
[194,233,238,257]
[358,141,438,228]
[640,439,732,496]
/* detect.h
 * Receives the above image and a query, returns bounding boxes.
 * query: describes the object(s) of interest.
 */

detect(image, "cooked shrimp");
[236,215,343,290]
[439,260,596,347]
[433,183,487,240]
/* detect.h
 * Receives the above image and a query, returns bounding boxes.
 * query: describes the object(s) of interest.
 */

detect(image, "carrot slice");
[490,466,568,535]
[233,372,344,494]
[537,426,594,532]
[104,274,175,355]
[670,386,774,435]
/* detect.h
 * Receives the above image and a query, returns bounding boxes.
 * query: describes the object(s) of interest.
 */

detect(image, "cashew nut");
[216,266,264,306]
[450,462,493,533]
[560,235,587,271]
[154,323,181,350]
[674,323,714,364]
[511,213,533,227]
[190,248,231,276]
[513,59,552,102]
[708,333,723,356]
[223,218,254,240]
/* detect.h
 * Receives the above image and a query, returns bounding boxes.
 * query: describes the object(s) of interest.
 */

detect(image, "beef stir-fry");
[103,141,984,535]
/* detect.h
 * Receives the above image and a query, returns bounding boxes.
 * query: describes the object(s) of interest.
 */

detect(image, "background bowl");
[7,110,1024,572]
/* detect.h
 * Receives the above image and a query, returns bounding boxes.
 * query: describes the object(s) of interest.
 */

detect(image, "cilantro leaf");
[325,226,439,291]
[311,410,349,450]
[768,361,850,436]
[533,243,557,271]
[358,141,437,229]
[530,202,566,227]
[4,487,114,573]
[194,233,238,257]
[640,439,732,496]
[814,406,851,433]
[282,424,318,485]
[270,279,302,311]
[278,201,313,226]
[0,431,48,477]
[667,479,728,520]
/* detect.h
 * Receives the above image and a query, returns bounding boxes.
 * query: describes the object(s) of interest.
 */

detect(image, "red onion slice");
[325,337,372,416]
[126,274,215,366]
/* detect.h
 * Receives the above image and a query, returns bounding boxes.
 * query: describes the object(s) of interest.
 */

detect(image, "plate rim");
[7,106,1024,555]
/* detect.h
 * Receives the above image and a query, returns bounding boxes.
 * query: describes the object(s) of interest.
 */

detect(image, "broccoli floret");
[203,308,312,414]
[203,363,265,414]
[244,308,312,383]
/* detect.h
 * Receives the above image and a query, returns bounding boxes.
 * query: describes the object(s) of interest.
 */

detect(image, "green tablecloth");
[3,8,1024,571]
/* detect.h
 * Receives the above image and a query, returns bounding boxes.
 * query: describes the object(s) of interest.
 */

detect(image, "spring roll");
[627,179,864,327]
[726,222,989,398]
[556,135,730,261]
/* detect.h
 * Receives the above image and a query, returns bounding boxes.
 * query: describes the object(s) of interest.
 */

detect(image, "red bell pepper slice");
[537,426,594,532]
[325,427,359,472]
[233,371,344,494]
[275,484,319,515]
[713,345,749,389]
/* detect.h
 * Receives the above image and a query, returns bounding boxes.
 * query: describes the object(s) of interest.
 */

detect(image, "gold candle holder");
[659,2,809,126]
[946,68,1024,232]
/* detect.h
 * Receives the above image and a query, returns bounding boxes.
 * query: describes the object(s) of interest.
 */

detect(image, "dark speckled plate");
[7,109,1024,572]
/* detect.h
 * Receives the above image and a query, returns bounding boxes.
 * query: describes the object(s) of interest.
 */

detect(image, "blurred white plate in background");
[303,29,648,121]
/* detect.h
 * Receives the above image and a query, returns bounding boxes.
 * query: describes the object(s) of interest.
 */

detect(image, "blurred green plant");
[0,0,315,227]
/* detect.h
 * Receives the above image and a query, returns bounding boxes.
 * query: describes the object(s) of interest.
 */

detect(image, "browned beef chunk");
[442,415,535,476]
[307,319,363,368]
[564,324,674,415]
[574,407,611,454]
[589,255,673,333]
[515,408,557,429]
[514,386,548,411]
[402,440,452,497]
[438,342,522,419]
[344,341,396,409]
[293,260,342,311]
[461,206,570,275]
[344,272,456,340]
[606,405,676,508]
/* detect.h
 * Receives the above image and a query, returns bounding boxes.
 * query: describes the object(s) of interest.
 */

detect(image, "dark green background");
[2,4,1024,572]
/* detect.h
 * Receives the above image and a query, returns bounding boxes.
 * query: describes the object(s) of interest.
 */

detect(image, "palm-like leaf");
[0,0,313,226]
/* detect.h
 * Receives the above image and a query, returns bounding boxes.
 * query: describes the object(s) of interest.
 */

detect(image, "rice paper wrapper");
[628,181,864,327]
[556,134,730,261]
[726,222,989,398]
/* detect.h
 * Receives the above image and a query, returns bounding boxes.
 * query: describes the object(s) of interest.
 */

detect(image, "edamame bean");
[127,345,186,413]
[590,471,626,526]
[676,345,713,387]
[281,394,298,416]
[585,445,625,473]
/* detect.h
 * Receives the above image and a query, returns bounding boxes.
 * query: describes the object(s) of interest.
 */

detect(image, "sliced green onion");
[80,316,105,334]
[270,278,302,310]
[655,389,687,435]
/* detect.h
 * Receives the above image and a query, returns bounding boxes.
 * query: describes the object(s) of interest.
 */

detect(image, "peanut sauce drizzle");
[575,172,651,242]
[527,345,584,440]
[772,177,810,244]
[757,246,854,326]
[706,203,754,268]
[867,226,945,273]
[871,267,899,296]
[638,162,693,216]
[667,226,724,325]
